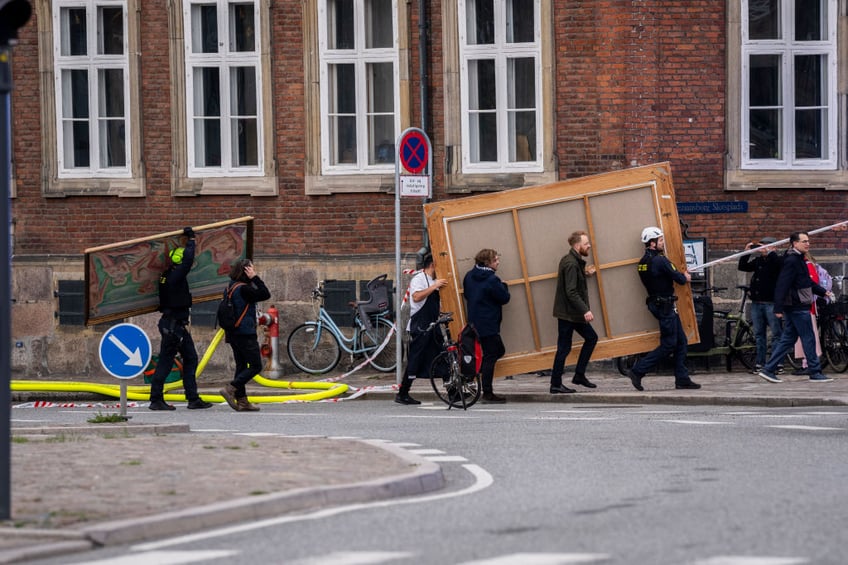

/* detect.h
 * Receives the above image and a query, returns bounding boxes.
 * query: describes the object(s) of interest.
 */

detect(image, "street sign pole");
[0,46,13,522]
[394,127,432,387]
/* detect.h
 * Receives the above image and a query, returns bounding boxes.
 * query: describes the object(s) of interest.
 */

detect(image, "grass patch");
[121,459,142,466]
[249,490,269,496]
[88,412,129,424]
[12,436,29,444]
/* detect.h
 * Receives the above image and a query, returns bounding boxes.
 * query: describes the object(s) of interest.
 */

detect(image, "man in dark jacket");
[149,227,213,411]
[220,258,272,411]
[757,232,833,383]
[738,236,783,372]
[549,230,598,393]
[463,249,510,403]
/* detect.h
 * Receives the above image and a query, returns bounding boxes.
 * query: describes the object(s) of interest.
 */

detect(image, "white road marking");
[425,455,468,462]
[530,416,617,421]
[290,551,413,565]
[659,420,734,425]
[459,553,610,564]
[73,550,237,564]
[768,425,844,431]
[133,463,494,552]
[690,556,808,565]
[407,448,445,455]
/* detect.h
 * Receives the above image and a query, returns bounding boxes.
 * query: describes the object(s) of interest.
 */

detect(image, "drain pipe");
[417,0,431,266]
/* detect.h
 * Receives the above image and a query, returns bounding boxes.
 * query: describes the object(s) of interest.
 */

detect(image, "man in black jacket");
[738,236,783,373]
[757,232,834,383]
[149,227,213,411]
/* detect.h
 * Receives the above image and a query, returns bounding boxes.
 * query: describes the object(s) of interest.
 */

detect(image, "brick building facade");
[6,1,847,378]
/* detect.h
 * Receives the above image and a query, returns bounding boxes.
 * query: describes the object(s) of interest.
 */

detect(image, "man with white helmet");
[627,226,701,391]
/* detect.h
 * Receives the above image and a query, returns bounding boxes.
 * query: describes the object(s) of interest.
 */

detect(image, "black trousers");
[150,316,200,402]
[228,333,263,398]
[479,334,506,393]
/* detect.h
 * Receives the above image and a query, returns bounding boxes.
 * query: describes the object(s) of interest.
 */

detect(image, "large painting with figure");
[423,163,698,377]
[84,217,254,325]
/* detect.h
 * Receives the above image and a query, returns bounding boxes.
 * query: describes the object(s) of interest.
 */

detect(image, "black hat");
[759,237,777,244]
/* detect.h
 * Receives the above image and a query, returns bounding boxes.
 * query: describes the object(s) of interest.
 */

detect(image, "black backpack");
[458,323,483,378]
[216,282,248,332]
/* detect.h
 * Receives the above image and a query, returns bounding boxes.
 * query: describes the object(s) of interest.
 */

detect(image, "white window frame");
[183,0,264,177]
[740,0,838,170]
[53,0,132,179]
[317,0,401,176]
[458,0,543,174]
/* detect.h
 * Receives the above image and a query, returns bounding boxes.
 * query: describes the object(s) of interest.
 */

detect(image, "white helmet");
[641,226,663,243]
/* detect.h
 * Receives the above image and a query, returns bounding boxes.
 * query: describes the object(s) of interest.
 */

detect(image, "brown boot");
[236,397,260,412]
[219,384,239,411]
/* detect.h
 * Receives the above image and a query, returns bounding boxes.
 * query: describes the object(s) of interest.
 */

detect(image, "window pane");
[508,58,535,163]
[470,113,497,162]
[369,115,394,164]
[367,62,394,113]
[98,6,124,55]
[508,57,535,109]
[795,54,823,107]
[748,0,779,40]
[193,67,221,167]
[795,0,823,41]
[61,8,88,56]
[469,59,496,111]
[100,119,126,167]
[750,109,781,159]
[62,69,90,119]
[230,2,255,52]
[231,66,257,116]
[329,63,356,164]
[331,116,357,164]
[795,109,823,158]
[194,67,221,117]
[749,54,781,106]
[195,118,222,166]
[99,68,124,118]
[506,0,534,43]
[466,0,494,45]
[366,0,392,48]
[232,118,258,166]
[191,4,219,53]
[510,111,535,162]
[328,0,354,49]
[330,63,356,113]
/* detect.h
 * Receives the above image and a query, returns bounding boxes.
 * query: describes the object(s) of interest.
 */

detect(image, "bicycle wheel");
[429,351,481,409]
[361,318,397,372]
[616,354,640,376]
[732,324,757,371]
[823,318,848,373]
[287,323,341,375]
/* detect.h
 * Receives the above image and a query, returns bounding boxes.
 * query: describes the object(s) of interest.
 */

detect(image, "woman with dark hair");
[219,258,271,411]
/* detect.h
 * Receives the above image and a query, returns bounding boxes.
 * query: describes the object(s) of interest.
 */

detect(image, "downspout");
[416,0,431,266]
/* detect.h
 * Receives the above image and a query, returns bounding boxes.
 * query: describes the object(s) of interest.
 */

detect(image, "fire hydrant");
[258,304,281,378]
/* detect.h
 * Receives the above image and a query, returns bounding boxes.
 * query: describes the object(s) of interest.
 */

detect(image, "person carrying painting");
[149,227,213,411]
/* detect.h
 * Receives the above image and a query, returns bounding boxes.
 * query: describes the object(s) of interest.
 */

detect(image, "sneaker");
[627,370,644,391]
[757,370,782,383]
[481,392,506,404]
[149,399,176,411]
[219,384,239,411]
[236,397,261,412]
[776,365,785,375]
[394,394,421,405]
[752,364,763,375]
[187,399,213,409]
[792,367,809,376]
[809,374,833,383]
[571,374,597,388]
[675,381,701,390]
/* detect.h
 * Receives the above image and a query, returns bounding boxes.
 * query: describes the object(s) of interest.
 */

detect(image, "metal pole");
[395,133,403,387]
[0,45,13,520]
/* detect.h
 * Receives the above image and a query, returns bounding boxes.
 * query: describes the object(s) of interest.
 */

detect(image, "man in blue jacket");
[463,249,511,403]
[757,232,834,384]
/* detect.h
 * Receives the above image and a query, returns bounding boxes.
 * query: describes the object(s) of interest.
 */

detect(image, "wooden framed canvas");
[423,163,698,377]
[84,217,254,325]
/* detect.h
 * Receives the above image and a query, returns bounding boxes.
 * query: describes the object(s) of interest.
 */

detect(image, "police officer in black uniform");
[149,227,213,410]
[627,226,701,391]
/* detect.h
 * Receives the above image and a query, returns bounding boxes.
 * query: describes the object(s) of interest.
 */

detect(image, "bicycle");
[819,296,848,373]
[428,312,482,410]
[286,275,397,375]
[616,285,757,375]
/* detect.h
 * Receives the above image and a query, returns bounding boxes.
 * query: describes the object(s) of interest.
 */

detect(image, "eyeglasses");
[798,239,810,244]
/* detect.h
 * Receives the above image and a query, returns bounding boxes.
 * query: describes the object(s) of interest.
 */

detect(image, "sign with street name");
[99,323,152,379]
[678,201,748,214]
[400,175,431,197]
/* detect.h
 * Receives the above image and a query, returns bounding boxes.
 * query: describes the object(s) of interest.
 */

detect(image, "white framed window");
[317,0,400,175]
[183,0,263,176]
[740,0,837,170]
[458,0,542,173]
[53,1,131,178]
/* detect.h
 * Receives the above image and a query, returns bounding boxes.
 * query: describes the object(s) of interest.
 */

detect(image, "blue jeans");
[750,302,782,366]
[763,309,822,375]
[633,302,690,383]
[550,318,598,387]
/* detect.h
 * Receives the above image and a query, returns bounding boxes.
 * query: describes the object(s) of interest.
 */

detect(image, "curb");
[0,438,443,563]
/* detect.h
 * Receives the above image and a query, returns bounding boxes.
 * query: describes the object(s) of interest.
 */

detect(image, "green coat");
[552,248,590,323]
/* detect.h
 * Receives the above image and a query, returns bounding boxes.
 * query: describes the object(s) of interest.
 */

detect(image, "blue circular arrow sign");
[99,323,152,379]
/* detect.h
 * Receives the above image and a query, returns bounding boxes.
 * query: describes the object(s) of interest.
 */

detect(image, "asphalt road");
[25,400,848,565]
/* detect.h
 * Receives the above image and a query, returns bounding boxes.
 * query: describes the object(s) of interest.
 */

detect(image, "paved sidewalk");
[4,365,846,563]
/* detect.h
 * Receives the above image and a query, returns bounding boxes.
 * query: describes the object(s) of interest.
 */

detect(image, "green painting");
[85,217,253,325]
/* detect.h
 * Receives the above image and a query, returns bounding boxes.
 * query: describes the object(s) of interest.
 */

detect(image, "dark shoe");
[792,368,809,376]
[757,369,782,383]
[395,394,421,405]
[481,392,506,404]
[571,374,597,388]
[149,399,176,411]
[219,384,239,411]
[187,399,213,409]
[776,364,785,375]
[236,397,260,412]
[550,384,576,394]
[809,373,833,383]
[675,381,702,390]
[627,370,644,391]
